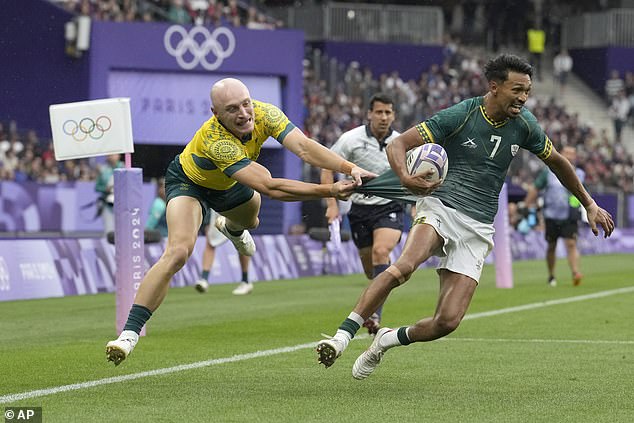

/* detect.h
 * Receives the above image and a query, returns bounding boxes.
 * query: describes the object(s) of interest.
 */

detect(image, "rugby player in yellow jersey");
[106,78,376,365]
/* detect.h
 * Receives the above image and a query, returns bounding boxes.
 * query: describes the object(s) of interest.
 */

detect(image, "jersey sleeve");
[416,99,474,144]
[259,102,296,144]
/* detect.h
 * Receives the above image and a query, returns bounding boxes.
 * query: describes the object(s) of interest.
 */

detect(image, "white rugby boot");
[215,216,256,256]
[352,327,391,380]
[194,279,209,293]
[106,330,139,366]
[232,282,253,295]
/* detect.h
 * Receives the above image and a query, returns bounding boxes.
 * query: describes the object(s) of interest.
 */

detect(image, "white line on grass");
[462,286,634,320]
[1,285,633,404]
[444,337,634,345]
[0,342,315,404]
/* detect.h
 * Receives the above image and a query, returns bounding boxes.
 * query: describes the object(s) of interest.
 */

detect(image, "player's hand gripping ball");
[406,143,449,183]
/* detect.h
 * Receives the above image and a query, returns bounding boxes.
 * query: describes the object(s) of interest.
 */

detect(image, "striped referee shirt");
[330,124,400,205]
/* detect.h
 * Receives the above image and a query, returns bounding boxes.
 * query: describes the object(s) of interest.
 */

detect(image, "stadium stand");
[2,0,633,225]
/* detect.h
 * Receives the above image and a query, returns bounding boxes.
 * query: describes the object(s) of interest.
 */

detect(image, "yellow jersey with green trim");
[179,100,295,190]
[414,96,551,224]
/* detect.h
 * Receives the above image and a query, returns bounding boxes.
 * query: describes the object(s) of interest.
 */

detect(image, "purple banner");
[108,71,283,146]
[0,181,156,233]
[627,194,634,228]
[2,227,633,302]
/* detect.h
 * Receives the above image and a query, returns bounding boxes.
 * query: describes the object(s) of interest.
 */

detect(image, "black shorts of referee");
[347,202,404,249]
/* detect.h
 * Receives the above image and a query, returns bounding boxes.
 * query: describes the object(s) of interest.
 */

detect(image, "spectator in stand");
[553,49,573,95]
[605,70,625,103]
[189,0,210,25]
[608,90,631,144]
[527,22,546,81]
[167,0,191,24]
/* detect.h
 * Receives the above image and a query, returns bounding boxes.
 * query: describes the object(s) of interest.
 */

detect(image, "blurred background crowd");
[2,0,633,228]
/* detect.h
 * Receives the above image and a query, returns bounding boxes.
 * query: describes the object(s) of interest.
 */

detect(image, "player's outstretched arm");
[320,169,341,224]
[282,128,376,185]
[543,150,614,238]
[232,161,354,201]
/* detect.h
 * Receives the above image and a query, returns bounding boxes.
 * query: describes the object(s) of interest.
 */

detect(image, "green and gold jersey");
[179,100,295,190]
[415,96,552,223]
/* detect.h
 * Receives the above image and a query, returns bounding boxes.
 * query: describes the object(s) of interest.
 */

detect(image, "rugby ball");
[406,143,448,182]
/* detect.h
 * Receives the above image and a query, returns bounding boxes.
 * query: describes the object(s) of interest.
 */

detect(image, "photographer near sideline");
[94,153,124,235]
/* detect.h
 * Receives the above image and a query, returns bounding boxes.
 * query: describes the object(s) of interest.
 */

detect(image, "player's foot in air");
[316,336,345,368]
[215,216,256,256]
[232,282,253,295]
[362,313,381,335]
[352,327,391,380]
[573,272,583,286]
[106,330,139,366]
[194,279,209,293]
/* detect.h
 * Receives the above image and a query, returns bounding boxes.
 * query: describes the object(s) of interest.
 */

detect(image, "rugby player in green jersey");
[316,54,614,379]
[106,78,376,365]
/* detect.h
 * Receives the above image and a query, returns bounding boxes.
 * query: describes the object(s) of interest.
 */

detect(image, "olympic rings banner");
[49,97,134,160]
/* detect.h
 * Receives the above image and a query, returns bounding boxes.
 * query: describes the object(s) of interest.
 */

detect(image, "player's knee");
[163,244,191,270]
[371,245,391,262]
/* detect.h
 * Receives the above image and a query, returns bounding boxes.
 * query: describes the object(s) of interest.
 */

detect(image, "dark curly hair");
[483,54,533,82]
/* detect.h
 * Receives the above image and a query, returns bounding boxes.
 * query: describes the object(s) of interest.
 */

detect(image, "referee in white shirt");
[321,93,404,335]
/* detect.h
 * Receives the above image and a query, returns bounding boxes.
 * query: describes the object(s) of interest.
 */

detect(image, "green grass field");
[1,254,633,422]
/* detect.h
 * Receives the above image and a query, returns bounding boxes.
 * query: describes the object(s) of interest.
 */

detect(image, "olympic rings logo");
[62,116,112,142]
[164,25,236,71]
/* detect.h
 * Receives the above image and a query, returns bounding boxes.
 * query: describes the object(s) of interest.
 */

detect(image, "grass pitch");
[0,254,632,422]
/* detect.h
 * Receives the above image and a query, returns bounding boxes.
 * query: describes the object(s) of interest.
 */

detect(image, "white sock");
[349,311,365,326]
[333,329,352,350]
[119,330,139,342]
[378,329,402,350]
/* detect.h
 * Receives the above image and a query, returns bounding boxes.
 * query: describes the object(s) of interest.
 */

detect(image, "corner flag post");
[493,183,513,288]
[49,97,143,333]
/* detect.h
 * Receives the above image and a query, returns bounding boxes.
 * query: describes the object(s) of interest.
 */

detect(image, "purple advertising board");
[1,227,633,302]
[0,181,156,233]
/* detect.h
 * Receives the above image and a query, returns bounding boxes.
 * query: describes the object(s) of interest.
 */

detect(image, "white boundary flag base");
[49,98,144,335]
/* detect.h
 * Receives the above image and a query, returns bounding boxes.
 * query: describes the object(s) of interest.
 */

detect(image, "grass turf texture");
[0,254,632,422]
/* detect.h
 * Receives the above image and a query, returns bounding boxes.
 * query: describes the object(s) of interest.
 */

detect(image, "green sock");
[201,270,210,280]
[123,304,152,335]
[397,326,412,346]
[339,312,364,338]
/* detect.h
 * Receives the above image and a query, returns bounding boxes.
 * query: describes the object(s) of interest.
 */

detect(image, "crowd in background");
[53,0,282,29]
[303,45,634,195]
[4,2,634,197]
[0,121,97,183]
